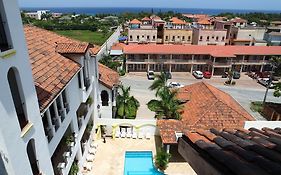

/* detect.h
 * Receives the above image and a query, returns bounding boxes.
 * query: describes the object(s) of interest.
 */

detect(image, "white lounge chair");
[84,162,92,171]
[90,142,98,148]
[132,132,137,139]
[115,129,121,138]
[138,132,144,139]
[120,128,126,138]
[145,133,151,139]
[88,147,96,155]
[126,128,132,138]
[86,154,95,162]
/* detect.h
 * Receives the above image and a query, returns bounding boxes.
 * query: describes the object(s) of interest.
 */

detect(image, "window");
[199,36,203,41]
[172,36,175,41]
[222,36,225,41]
[137,35,139,40]
[216,36,219,41]
[101,90,109,106]
[165,36,168,41]
[177,36,180,39]
[142,35,144,38]
[153,35,155,40]
[206,36,210,41]
[62,90,69,113]
[0,9,11,52]
[130,35,132,41]
[147,35,150,40]
[212,36,215,39]
[188,36,191,41]
[27,139,39,175]
[7,68,28,130]
[77,72,82,88]
[182,36,185,40]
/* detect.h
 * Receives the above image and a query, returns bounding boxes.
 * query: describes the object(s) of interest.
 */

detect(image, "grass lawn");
[54,30,112,46]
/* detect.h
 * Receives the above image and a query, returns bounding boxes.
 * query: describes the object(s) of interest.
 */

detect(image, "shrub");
[119,69,126,76]
[155,148,171,172]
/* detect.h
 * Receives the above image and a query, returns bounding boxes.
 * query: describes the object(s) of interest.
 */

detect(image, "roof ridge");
[98,63,118,73]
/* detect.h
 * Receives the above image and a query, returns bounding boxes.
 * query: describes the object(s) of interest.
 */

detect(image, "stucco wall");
[128,28,157,43]
[193,28,227,45]
[99,84,113,119]
[163,29,192,44]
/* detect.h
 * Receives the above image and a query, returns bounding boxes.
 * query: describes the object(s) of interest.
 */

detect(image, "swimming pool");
[124,151,164,175]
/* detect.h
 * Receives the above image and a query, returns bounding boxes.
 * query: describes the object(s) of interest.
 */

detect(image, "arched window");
[27,139,39,175]
[101,90,109,106]
[7,68,28,130]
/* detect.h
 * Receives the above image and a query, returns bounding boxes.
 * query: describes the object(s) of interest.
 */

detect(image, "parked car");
[258,78,275,88]
[164,71,172,79]
[255,71,271,79]
[167,82,184,88]
[222,71,229,78]
[193,71,203,79]
[203,71,211,79]
[233,71,241,79]
[147,70,155,80]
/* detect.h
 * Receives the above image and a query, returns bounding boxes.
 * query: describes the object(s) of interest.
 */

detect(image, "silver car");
[193,71,203,79]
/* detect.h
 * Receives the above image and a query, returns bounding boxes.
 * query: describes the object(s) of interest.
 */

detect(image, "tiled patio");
[85,136,196,175]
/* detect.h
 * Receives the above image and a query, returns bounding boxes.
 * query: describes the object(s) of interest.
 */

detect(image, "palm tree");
[147,87,183,120]
[149,72,167,96]
[116,85,140,119]
[155,148,171,173]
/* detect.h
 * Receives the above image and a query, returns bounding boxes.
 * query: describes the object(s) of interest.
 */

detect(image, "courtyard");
[88,136,196,175]
[121,72,279,120]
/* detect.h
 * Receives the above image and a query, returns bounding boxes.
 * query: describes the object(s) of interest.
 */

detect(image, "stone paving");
[86,136,197,175]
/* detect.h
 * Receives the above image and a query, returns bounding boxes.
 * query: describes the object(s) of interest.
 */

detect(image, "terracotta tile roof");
[197,18,212,25]
[170,17,187,25]
[24,25,82,112]
[230,17,248,23]
[98,63,120,89]
[157,82,255,144]
[182,127,281,175]
[157,120,184,144]
[123,44,281,57]
[142,17,151,21]
[56,42,89,54]
[111,43,125,51]
[129,19,141,24]
[89,46,101,56]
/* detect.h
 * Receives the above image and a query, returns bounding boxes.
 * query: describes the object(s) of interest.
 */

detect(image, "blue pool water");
[124,151,164,175]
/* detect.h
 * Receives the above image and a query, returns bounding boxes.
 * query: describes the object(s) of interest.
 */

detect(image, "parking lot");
[120,72,279,120]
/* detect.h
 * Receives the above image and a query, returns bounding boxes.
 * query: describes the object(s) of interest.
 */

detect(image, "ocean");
[20,7,281,15]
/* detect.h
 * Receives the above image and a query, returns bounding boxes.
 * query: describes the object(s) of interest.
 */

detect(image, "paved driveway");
[121,72,280,120]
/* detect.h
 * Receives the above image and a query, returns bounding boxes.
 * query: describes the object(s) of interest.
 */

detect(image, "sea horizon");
[20,7,281,15]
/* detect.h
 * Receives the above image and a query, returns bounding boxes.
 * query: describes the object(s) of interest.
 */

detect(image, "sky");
[18,0,281,11]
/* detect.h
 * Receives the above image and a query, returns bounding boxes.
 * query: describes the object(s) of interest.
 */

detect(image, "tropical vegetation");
[99,55,121,71]
[154,148,171,172]
[147,72,183,120]
[116,85,140,119]
[69,162,79,175]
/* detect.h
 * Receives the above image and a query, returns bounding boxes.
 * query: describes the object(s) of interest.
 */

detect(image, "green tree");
[116,85,140,119]
[272,56,281,98]
[69,162,79,175]
[155,148,171,172]
[147,87,183,120]
[99,55,121,71]
[149,72,167,96]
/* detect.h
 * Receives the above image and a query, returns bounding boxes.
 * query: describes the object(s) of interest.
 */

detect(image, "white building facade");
[0,0,102,174]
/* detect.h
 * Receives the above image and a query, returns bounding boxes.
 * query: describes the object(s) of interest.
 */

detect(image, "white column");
[169,54,172,72]
[147,54,150,71]
[53,100,62,126]
[80,70,85,89]
[59,95,67,119]
[46,109,55,136]
[166,145,170,154]
[211,66,215,76]
[260,65,264,72]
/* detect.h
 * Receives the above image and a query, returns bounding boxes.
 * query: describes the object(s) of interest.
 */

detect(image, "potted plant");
[69,162,79,175]
[86,96,93,106]
[154,148,171,173]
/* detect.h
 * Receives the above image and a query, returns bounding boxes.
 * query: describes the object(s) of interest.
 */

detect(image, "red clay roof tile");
[24,25,82,112]
[98,63,120,89]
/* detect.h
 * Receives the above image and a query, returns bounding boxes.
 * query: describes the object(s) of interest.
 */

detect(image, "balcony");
[243,60,268,65]
[212,61,232,67]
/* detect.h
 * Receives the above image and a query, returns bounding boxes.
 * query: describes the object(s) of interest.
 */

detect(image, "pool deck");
[85,136,197,175]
